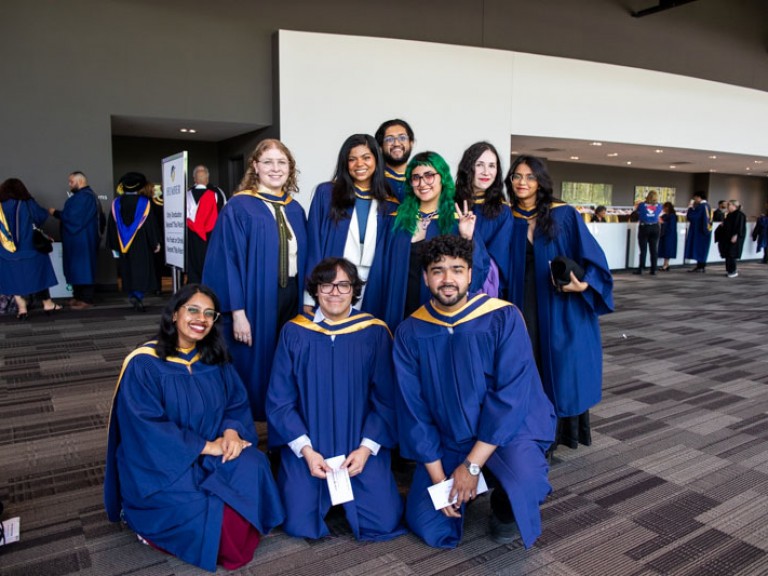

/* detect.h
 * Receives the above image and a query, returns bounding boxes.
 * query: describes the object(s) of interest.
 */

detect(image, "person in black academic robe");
[717,200,747,277]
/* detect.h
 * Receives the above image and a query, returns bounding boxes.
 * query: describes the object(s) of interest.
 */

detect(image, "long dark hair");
[155,284,230,364]
[0,178,33,202]
[455,142,506,218]
[505,155,558,239]
[329,134,391,222]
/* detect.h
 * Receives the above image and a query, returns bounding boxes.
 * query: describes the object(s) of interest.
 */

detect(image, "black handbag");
[32,225,54,253]
[549,255,585,290]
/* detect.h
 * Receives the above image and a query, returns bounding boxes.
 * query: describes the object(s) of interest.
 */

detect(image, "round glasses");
[511,173,538,183]
[410,171,438,186]
[181,304,220,322]
[318,281,353,294]
[383,134,410,145]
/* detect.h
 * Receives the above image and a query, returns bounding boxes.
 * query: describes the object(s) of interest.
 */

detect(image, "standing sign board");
[162,152,187,271]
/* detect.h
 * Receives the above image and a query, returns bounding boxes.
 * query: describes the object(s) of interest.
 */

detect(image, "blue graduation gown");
[393,295,556,549]
[657,212,678,259]
[202,192,307,420]
[266,311,406,541]
[385,167,407,202]
[104,343,284,572]
[472,201,513,299]
[509,203,614,417]
[0,198,58,294]
[364,215,490,331]
[684,201,713,262]
[57,186,100,284]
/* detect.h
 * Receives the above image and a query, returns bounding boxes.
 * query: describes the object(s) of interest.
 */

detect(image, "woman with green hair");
[364,151,489,330]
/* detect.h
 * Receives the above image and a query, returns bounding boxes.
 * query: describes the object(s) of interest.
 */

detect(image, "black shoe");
[632,269,642,275]
[660,266,670,272]
[489,514,519,545]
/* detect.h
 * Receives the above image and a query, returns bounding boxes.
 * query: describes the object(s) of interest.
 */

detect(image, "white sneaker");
[727,272,738,278]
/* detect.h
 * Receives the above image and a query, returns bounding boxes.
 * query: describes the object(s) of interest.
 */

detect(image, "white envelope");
[325,454,354,505]
[427,473,488,510]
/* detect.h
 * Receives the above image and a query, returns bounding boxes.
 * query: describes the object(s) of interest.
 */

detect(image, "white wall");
[279,30,768,211]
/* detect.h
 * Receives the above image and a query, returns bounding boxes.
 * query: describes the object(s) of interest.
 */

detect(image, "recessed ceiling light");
[654,149,664,154]
[180,128,188,133]
[746,167,751,171]
[626,161,632,165]
[709,169,717,173]
[607,153,619,157]
[189,129,197,134]
[670,165,677,169]
[708,155,717,159]
[755,160,764,164]
[570,156,579,160]
[590,142,603,146]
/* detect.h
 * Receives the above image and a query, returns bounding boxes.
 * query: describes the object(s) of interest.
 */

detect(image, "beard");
[383,146,412,167]
[431,284,468,308]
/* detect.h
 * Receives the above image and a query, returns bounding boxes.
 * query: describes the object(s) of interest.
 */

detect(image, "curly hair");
[155,284,230,364]
[237,139,300,194]
[394,151,456,236]
[329,134,391,222]
[505,155,558,239]
[305,257,365,307]
[420,234,474,271]
[455,142,506,219]
[0,178,33,202]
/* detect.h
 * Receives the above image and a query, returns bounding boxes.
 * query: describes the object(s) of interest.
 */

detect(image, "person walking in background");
[751,207,768,264]
[0,178,62,319]
[684,191,713,273]
[717,199,747,278]
[107,172,161,312]
[49,171,101,309]
[633,190,662,275]
[186,165,227,284]
[657,201,678,271]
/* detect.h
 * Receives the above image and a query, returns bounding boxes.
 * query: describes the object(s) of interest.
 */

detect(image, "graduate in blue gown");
[267,258,406,541]
[375,119,415,202]
[684,191,714,272]
[203,139,307,421]
[455,142,513,299]
[505,156,613,451]
[657,202,678,271]
[393,236,555,549]
[364,151,489,331]
[104,285,284,572]
[49,171,101,307]
[0,178,60,318]
[304,134,396,311]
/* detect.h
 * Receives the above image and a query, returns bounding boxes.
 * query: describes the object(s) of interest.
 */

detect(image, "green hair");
[394,151,456,236]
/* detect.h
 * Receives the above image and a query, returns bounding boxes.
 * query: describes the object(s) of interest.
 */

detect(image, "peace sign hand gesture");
[455,201,476,241]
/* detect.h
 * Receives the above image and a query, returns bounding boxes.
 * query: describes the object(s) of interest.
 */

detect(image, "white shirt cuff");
[288,435,312,458]
[360,437,380,456]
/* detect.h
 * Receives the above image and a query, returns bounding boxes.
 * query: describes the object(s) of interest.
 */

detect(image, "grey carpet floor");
[2,262,768,575]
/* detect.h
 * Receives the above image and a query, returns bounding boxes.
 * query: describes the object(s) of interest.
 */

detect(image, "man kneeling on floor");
[393,234,556,548]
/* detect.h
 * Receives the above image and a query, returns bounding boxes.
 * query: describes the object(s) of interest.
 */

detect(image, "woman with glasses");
[304,134,395,311]
[105,284,284,572]
[455,141,513,299]
[505,155,613,454]
[267,258,405,542]
[203,139,307,421]
[365,151,489,331]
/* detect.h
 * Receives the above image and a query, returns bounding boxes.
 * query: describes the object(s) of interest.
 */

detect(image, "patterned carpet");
[2,262,768,575]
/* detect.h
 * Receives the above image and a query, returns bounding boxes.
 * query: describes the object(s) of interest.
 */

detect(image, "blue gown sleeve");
[219,363,260,444]
[115,355,208,499]
[393,323,444,463]
[29,199,50,226]
[304,183,332,281]
[61,193,97,236]
[265,327,311,447]
[360,327,398,448]
[203,204,248,312]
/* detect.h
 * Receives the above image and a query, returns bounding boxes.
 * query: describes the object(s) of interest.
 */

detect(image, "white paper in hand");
[325,454,354,505]
[427,473,488,510]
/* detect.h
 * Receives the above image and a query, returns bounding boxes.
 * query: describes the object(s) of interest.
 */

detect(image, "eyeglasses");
[410,171,438,186]
[181,304,220,322]
[511,173,537,183]
[318,281,353,294]
[258,160,289,169]
[382,134,410,145]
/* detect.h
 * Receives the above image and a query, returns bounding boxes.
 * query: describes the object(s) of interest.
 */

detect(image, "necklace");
[418,210,438,231]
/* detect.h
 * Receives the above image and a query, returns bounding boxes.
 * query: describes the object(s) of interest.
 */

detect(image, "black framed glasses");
[410,171,438,186]
[181,304,220,322]
[511,173,537,183]
[318,281,353,294]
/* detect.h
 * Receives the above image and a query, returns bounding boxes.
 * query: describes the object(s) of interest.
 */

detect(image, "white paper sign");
[427,473,488,510]
[0,517,21,546]
[325,454,354,505]
[162,151,187,270]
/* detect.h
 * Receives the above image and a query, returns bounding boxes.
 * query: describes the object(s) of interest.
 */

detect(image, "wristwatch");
[463,459,481,476]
